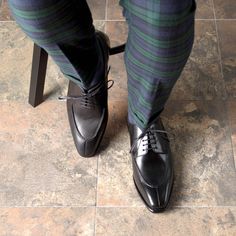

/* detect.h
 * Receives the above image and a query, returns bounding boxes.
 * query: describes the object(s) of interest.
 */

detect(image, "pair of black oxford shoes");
[61,31,174,213]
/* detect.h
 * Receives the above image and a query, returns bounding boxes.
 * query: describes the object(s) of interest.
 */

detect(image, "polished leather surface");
[67,31,110,157]
[128,117,174,213]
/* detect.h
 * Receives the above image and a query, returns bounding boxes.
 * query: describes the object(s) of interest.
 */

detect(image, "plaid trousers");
[8,0,196,130]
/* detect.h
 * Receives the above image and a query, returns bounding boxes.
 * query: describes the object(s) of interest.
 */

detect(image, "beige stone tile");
[0,21,104,102]
[195,0,214,19]
[2,0,105,21]
[227,101,236,168]
[97,100,236,207]
[97,101,141,206]
[96,207,236,236]
[0,0,13,21]
[164,100,236,206]
[0,22,33,101]
[213,0,236,19]
[0,101,98,206]
[0,207,95,236]
[106,21,128,101]
[170,20,226,100]
[87,0,106,20]
[107,0,124,20]
[217,21,236,99]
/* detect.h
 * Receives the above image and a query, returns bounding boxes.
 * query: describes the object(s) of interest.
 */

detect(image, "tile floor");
[0,0,236,235]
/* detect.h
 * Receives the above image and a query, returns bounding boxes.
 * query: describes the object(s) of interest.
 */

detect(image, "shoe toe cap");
[147,182,172,211]
[134,174,173,213]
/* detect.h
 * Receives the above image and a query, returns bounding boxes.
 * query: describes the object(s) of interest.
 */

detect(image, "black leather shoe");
[128,117,174,213]
[62,31,110,157]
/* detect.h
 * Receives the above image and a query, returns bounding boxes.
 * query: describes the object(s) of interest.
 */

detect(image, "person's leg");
[8,0,103,89]
[8,0,111,157]
[120,0,196,212]
[121,0,196,130]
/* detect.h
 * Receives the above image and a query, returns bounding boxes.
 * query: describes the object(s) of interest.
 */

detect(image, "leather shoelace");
[130,126,174,154]
[58,67,113,109]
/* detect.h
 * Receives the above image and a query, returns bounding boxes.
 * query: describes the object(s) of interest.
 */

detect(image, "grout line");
[0,205,235,208]
[97,205,236,209]
[211,0,225,83]
[211,0,229,103]
[215,19,236,21]
[105,0,108,20]
[94,3,108,234]
[94,3,110,234]
[94,155,100,236]
[212,0,236,170]
[211,1,227,99]
[226,102,236,170]
[104,0,109,33]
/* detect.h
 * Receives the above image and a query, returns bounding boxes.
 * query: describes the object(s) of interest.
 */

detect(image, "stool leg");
[29,43,48,107]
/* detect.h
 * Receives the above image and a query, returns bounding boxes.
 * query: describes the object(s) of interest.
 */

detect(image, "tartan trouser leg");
[120,0,196,130]
[8,0,102,89]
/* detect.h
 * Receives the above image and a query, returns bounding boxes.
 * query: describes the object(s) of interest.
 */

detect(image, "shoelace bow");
[58,67,113,108]
[130,126,175,154]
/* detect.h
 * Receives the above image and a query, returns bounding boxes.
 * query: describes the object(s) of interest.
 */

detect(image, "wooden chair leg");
[28,43,48,107]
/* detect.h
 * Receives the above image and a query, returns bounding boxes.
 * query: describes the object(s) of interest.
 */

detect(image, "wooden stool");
[28,43,125,107]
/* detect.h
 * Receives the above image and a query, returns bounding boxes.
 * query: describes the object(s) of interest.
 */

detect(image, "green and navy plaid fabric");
[8,0,196,130]
[120,0,196,129]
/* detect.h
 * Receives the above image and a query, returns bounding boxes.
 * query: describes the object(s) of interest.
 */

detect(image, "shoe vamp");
[73,104,104,139]
[135,152,169,187]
